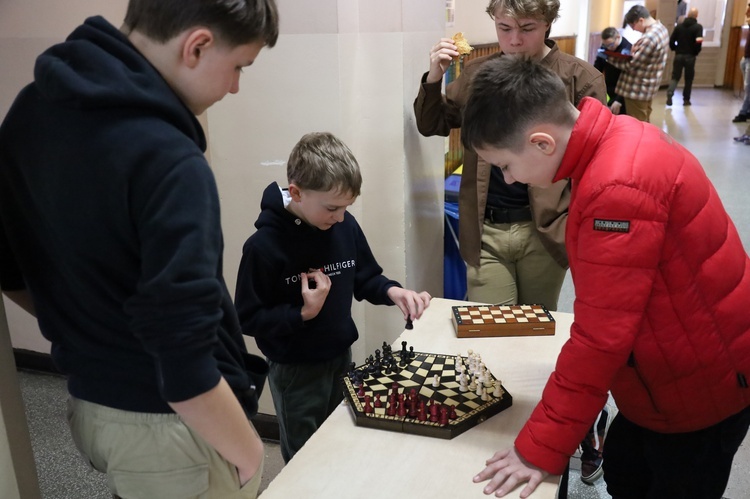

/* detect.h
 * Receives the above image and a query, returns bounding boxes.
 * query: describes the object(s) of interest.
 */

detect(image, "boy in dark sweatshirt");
[235,132,431,462]
[0,1,278,496]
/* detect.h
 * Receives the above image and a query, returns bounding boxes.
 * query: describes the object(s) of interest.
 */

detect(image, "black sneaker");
[666,95,673,106]
[733,113,749,123]
[580,405,616,485]
[683,101,691,106]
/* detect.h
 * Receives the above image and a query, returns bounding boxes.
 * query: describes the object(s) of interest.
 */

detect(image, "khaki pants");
[67,397,264,499]
[466,220,566,311]
[624,97,653,123]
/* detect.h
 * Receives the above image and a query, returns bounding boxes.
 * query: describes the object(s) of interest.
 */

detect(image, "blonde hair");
[485,0,560,24]
[287,132,362,196]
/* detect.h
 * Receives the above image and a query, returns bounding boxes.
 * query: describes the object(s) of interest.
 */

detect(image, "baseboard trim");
[13,348,280,442]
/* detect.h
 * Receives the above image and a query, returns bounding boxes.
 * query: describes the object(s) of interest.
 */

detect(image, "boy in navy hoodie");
[235,132,432,463]
[0,1,278,497]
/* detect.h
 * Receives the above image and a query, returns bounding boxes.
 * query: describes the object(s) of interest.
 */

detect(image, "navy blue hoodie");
[0,17,255,413]
[235,183,401,363]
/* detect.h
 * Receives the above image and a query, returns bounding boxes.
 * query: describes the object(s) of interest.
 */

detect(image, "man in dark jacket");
[667,7,703,106]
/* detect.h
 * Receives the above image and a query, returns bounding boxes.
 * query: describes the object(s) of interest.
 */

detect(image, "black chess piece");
[405,315,413,330]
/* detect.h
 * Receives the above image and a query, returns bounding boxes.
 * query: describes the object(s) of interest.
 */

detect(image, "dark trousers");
[268,348,352,463]
[667,53,697,102]
[602,405,750,499]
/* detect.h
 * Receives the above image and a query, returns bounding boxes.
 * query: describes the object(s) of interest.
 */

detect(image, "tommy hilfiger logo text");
[593,219,630,233]
[284,259,356,284]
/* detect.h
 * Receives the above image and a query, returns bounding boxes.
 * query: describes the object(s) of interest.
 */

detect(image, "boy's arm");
[413,38,466,138]
[235,243,305,337]
[516,183,664,473]
[350,222,401,305]
[607,35,654,72]
[169,377,263,484]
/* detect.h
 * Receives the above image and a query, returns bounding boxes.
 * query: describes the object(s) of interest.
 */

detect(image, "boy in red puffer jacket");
[462,56,750,499]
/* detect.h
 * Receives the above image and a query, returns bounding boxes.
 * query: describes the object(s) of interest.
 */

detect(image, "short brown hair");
[124,0,279,47]
[287,133,362,197]
[462,56,576,152]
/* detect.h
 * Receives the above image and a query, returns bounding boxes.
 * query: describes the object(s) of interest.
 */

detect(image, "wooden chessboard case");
[452,304,555,338]
[342,349,512,439]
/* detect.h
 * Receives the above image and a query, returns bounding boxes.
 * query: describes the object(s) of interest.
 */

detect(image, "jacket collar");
[553,97,613,183]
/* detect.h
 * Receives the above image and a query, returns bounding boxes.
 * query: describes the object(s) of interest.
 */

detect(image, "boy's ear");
[288,184,303,202]
[182,28,215,69]
[529,132,556,156]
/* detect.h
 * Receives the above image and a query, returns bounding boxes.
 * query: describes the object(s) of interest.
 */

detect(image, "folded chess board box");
[452,304,555,338]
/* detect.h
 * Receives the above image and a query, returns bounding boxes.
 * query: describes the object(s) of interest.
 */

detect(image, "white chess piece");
[481,387,489,401]
[459,372,468,392]
[493,380,503,398]
[432,374,440,387]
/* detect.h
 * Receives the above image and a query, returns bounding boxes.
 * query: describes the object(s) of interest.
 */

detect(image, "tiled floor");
[14,86,750,498]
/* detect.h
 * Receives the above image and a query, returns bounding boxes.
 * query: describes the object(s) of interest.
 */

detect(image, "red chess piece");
[429,402,439,422]
[408,396,418,418]
[357,384,366,398]
[449,405,458,420]
[439,406,449,426]
[417,400,427,422]
[386,396,396,416]
[397,399,407,417]
[364,395,373,414]
[374,394,382,408]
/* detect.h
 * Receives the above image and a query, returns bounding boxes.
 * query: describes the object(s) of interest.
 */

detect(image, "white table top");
[260,298,573,498]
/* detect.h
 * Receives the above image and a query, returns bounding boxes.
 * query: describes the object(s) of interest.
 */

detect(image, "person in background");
[414,0,611,487]
[666,7,703,106]
[732,3,750,124]
[594,27,633,115]
[0,1,279,497]
[464,55,750,499]
[235,132,431,463]
[606,5,669,122]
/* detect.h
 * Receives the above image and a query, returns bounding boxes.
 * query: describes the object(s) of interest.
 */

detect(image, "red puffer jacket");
[515,97,750,474]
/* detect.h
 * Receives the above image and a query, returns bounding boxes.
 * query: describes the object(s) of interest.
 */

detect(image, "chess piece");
[449,405,458,420]
[364,395,373,414]
[493,380,503,398]
[430,402,439,422]
[357,384,366,398]
[405,315,413,330]
[417,400,427,422]
[439,406,449,426]
[432,374,440,387]
[374,394,382,408]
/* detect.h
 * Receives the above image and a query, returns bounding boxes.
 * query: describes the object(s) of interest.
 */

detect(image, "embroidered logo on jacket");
[593,219,630,233]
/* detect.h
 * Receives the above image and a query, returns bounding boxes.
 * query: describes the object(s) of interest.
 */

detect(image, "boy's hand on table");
[300,270,331,321]
[387,287,431,322]
[473,447,548,498]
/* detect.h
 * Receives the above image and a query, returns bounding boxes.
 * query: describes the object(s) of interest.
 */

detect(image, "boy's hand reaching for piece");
[387,287,431,323]
[473,447,548,498]
[300,270,331,321]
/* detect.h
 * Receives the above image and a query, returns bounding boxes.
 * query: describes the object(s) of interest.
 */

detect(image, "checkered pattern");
[609,22,669,101]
